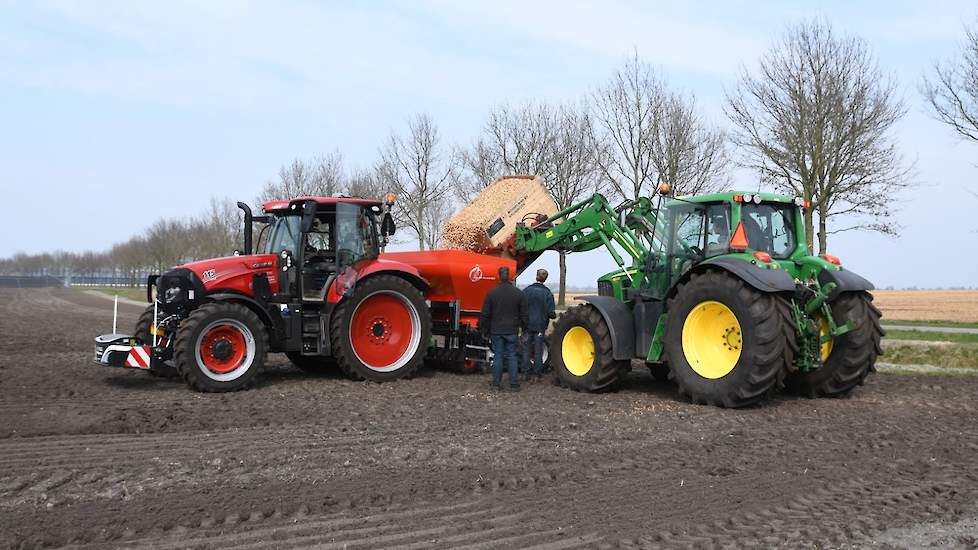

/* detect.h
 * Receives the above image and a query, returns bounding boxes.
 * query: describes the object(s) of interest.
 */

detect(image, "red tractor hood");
[178,254,279,295]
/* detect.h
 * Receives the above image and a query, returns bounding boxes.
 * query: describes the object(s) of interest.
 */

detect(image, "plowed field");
[1,288,977,549]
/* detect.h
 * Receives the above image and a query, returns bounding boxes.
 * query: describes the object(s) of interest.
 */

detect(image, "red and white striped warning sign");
[124,345,152,369]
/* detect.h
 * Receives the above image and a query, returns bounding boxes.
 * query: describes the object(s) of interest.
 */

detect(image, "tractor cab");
[257,197,395,302]
[660,192,806,286]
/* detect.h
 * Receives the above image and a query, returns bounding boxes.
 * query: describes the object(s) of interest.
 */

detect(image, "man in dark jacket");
[479,266,528,391]
[522,268,556,380]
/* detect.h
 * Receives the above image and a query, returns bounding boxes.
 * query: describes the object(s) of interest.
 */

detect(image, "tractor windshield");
[741,203,796,259]
[260,215,301,256]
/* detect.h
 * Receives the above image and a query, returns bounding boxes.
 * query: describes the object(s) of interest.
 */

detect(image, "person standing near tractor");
[479,266,528,391]
[522,268,556,381]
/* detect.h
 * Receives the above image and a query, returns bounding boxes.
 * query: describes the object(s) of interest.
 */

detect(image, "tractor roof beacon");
[509,185,883,408]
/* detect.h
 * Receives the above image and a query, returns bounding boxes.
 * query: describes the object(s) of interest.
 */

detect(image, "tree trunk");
[558,251,567,307]
[817,205,828,254]
[417,206,426,251]
[803,204,814,254]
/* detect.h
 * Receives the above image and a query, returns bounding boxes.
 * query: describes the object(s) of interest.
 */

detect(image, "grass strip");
[883,319,978,329]
[883,330,978,345]
[882,343,978,370]
[79,286,147,303]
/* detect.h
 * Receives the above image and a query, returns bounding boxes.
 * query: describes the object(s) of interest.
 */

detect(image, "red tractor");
[95,195,514,391]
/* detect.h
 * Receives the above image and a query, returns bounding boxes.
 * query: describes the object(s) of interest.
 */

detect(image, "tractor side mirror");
[300,201,317,233]
[381,212,396,236]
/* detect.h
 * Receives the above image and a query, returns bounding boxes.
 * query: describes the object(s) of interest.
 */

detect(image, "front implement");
[94,334,160,371]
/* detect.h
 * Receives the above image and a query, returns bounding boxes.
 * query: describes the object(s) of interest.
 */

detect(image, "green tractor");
[512,187,883,408]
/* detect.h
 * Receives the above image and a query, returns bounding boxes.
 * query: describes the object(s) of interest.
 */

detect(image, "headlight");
[164,286,183,304]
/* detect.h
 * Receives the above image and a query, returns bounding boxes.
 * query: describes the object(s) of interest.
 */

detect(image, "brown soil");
[2,288,977,549]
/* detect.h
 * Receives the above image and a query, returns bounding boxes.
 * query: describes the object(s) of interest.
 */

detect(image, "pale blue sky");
[1,1,976,288]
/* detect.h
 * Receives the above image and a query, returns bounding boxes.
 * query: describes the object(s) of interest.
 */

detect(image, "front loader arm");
[513,193,661,288]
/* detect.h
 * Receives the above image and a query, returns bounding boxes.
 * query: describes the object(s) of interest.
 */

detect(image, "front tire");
[331,275,432,382]
[664,271,795,408]
[173,302,268,392]
[551,304,628,392]
[785,291,883,398]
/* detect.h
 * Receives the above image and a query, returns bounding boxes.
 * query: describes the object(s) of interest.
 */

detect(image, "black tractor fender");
[354,269,431,295]
[574,295,635,361]
[817,267,874,300]
[207,292,280,332]
[673,257,797,296]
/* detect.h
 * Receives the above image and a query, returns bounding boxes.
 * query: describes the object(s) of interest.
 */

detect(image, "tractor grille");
[598,281,613,297]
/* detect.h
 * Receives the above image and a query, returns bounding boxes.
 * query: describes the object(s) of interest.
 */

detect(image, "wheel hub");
[367,317,391,343]
[211,339,233,361]
[722,326,742,351]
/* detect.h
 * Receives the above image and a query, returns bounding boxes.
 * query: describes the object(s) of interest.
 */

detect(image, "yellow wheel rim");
[818,315,834,362]
[681,300,742,379]
[562,326,595,377]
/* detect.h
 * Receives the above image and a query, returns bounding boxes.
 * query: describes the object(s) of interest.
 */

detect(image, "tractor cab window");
[674,207,706,254]
[666,202,730,283]
[304,216,333,257]
[667,202,730,259]
[261,215,301,256]
[741,204,796,258]
[667,204,705,285]
[704,207,731,256]
[334,202,379,266]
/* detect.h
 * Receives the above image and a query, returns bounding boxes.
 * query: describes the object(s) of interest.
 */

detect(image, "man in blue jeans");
[479,266,528,391]
[522,268,556,381]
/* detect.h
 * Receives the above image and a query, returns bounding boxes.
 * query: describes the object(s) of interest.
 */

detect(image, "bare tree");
[726,20,911,253]
[258,150,345,203]
[549,103,606,305]
[459,139,503,202]
[345,167,385,199]
[592,53,727,199]
[591,53,663,199]
[460,102,559,201]
[652,93,728,195]
[377,113,459,250]
[923,19,978,142]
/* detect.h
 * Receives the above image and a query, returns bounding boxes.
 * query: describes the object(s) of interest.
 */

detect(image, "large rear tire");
[664,271,795,408]
[551,304,628,392]
[134,305,179,378]
[331,275,432,382]
[173,302,268,392]
[785,291,883,398]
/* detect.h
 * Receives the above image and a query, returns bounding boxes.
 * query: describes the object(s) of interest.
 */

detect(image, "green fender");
[681,257,796,294]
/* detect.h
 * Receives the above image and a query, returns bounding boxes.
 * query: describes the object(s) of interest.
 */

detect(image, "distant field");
[558,289,978,324]
[81,286,146,303]
[872,290,978,324]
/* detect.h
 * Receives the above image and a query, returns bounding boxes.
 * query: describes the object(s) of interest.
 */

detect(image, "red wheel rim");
[198,324,248,374]
[349,291,420,372]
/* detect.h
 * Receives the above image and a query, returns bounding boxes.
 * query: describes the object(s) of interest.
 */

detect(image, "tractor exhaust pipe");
[237,202,253,255]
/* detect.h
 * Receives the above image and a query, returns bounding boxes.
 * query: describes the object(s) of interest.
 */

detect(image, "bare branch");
[725,19,911,253]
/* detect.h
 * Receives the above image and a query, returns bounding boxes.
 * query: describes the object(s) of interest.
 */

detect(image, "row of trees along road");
[13,18,976,301]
